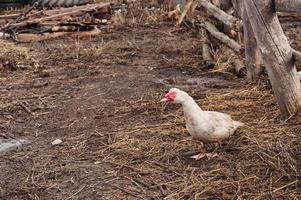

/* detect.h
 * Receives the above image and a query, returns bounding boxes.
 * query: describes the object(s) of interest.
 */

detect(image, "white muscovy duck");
[160,88,244,160]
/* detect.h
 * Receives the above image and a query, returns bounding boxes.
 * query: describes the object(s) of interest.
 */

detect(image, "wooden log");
[198,0,241,30]
[15,27,100,42]
[242,1,263,81]
[222,45,246,77]
[201,21,241,53]
[244,0,301,118]
[232,57,246,77]
[201,27,215,68]
[275,0,301,13]
[206,0,238,41]
[202,42,215,68]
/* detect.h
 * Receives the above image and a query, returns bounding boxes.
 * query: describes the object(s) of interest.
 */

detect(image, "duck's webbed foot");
[190,152,219,160]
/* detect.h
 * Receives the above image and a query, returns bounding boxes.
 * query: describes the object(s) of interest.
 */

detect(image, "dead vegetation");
[0,40,38,72]
[0,1,301,199]
[99,85,300,199]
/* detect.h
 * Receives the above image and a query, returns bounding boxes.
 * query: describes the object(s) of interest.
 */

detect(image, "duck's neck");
[182,96,203,114]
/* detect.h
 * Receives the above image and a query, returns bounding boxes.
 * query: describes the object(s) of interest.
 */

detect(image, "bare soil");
[0,13,300,200]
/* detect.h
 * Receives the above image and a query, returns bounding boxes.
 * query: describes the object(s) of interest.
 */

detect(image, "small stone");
[51,139,63,146]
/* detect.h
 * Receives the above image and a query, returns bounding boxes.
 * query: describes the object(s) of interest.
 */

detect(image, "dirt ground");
[0,9,301,200]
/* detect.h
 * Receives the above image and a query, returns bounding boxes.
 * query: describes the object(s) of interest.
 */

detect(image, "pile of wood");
[171,0,246,76]
[0,2,114,42]
[174,0,301,118]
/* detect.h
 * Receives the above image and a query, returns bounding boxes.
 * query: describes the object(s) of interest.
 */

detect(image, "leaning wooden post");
[243,0,301,118]
[242,2,263,81]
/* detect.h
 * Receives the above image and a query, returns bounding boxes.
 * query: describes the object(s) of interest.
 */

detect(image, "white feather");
[166,88,244,143]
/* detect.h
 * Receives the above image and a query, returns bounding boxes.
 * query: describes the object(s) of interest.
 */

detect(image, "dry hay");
[0,40,39,72]
[71,84,300,199]
[0,41,41,113]
[0,2,300,199]
[111,0,181,27]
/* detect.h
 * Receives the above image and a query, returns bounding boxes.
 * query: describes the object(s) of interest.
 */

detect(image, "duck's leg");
[190,143,219,160]
[181,140,204,157]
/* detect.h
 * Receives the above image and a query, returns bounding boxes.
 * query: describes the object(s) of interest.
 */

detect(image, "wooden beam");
[244,0,301,118]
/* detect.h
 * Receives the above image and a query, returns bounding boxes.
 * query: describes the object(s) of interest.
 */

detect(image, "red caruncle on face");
[164,91,177,101]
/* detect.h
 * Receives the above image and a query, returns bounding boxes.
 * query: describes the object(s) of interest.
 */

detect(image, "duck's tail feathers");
[233,120,244,129]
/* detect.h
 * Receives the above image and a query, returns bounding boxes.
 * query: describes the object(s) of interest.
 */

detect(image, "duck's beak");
[160,91,170,102]
[160,98,168,102]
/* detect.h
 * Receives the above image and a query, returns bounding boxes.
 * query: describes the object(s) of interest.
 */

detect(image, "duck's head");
[160,88,188,104]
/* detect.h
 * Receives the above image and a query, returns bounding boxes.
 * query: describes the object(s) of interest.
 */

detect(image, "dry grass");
[82,84,300,199]
[3,81,299,199]
[0,40,39,72]
[0,1,300,199]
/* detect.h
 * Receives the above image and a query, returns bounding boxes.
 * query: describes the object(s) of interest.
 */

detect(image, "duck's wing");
[205,111,237,134]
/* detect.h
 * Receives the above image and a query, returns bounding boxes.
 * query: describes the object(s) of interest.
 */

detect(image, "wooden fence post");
[243,0,301,118]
